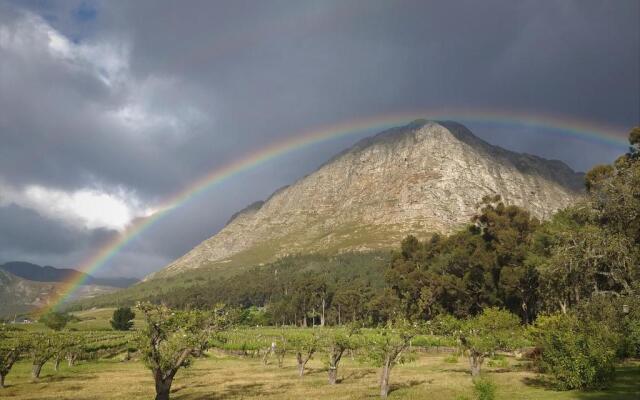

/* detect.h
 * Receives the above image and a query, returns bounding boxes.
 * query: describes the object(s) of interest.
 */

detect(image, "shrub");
[39,311,72,331]
[473,377,496,400]
[486,355,508,368]
[110,307,136,331]
[443,353,459,363]
[531,313,619,390]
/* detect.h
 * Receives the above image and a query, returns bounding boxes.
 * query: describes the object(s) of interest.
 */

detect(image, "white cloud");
[0,183,155,231]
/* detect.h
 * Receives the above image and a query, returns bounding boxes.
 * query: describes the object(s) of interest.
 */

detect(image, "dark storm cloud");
[0,0,637,277]
[0,203,113,266]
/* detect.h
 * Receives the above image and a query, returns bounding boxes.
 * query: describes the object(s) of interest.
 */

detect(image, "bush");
[473,377,496,400]
[531,313,619,390]
[110,307,136,331]
[39,311,72,331]
[486,355,508,368]
[444,353,459,363]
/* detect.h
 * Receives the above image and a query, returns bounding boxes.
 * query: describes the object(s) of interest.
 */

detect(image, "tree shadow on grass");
[39,374,98,383]
[344,368,376,381]
[389,379,428,394]
[523,365,640,400]
[175,382,295,400]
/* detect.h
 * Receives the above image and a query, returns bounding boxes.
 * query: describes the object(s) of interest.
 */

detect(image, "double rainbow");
[44,109,629,312]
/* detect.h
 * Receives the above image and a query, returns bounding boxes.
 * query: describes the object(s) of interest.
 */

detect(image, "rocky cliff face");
[151,120,584,279]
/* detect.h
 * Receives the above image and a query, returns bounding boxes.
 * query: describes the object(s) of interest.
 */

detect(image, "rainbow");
[43,109,630,312]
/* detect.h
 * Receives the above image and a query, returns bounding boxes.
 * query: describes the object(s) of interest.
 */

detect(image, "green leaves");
[530,312,619,390]
[110,307,136,331]
[136,302,230,380]
[459,307,523,355]
[39,311,73,331]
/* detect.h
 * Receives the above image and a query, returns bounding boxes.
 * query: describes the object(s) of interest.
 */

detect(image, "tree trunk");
[338,304,341,326]
[54,357,60,371]
[1,373,5,388]
[559,301,567,314]
[31,363,43,381]
[262,347,271,365]
[380,360,391,398]
[321,298,326,327]
[67,355,76,367]
[521,301,529,325]
[154,375,173,400]
[296,352,305,377]
[469,353,483,377]
[328,366,338,385]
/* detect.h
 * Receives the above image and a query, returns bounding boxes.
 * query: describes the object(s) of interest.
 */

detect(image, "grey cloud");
[0,0,637,277]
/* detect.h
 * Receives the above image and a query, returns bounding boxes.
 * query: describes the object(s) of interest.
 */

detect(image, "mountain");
[0,261,138,288]
[0,268,60,317]
[149,120,584,280]
[0,262,138,317]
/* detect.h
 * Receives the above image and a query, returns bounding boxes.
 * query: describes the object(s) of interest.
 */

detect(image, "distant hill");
[0,261,138,288]
[149,120,584,280]
[0,262,138,317]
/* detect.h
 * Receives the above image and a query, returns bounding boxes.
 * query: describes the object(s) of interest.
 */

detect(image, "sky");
[0,0,638,278]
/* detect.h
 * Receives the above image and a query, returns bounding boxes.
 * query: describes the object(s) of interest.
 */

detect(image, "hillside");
[0,261,138,288]
[0,263,134,318]
[149,120,584,280]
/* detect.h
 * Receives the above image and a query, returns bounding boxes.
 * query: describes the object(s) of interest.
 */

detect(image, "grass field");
[2,350,638,399]
[4,309,639,399]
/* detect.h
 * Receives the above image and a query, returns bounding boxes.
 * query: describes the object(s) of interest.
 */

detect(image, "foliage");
[458,308,522,376]
[386,197,540,322]
[322,325,360,384]
[530,313,619,390]
[110,307,136,331]
[473,377,496,400]
[39,311,73,331]
[0,328,28,388]
[366,320,418,398]
[137,302,230,400]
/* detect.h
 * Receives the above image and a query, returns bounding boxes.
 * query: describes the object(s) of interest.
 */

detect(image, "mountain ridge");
[0,261,138,288]
[148,120,584,280]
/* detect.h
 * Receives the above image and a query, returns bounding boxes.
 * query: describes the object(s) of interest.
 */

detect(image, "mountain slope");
[0,261,138,288]
[150,120,584,280]
[0,263,136,317]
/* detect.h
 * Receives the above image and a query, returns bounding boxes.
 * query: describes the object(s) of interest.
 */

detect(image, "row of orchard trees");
[132,302,525,400]
[0,327,133,387]
[4,299,636,399]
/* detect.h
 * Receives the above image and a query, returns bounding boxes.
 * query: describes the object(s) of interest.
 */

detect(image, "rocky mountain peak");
[148,121,584,280]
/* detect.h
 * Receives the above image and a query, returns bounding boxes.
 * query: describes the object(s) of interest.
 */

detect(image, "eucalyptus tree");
[137,302,230,400]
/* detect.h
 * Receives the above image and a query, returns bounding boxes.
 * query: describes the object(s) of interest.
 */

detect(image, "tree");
[530,312,620,390]
[0,329,27,388]
[39,311,72,331]
[458,308,522,377]
[323,326,359,385]
[289,332,320,377]
[367,321,417,398]
[386,199,540,321]
[533,208,637,313]
[111,307,136,331]
[137,302,229,400]
[28,333,61,380]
